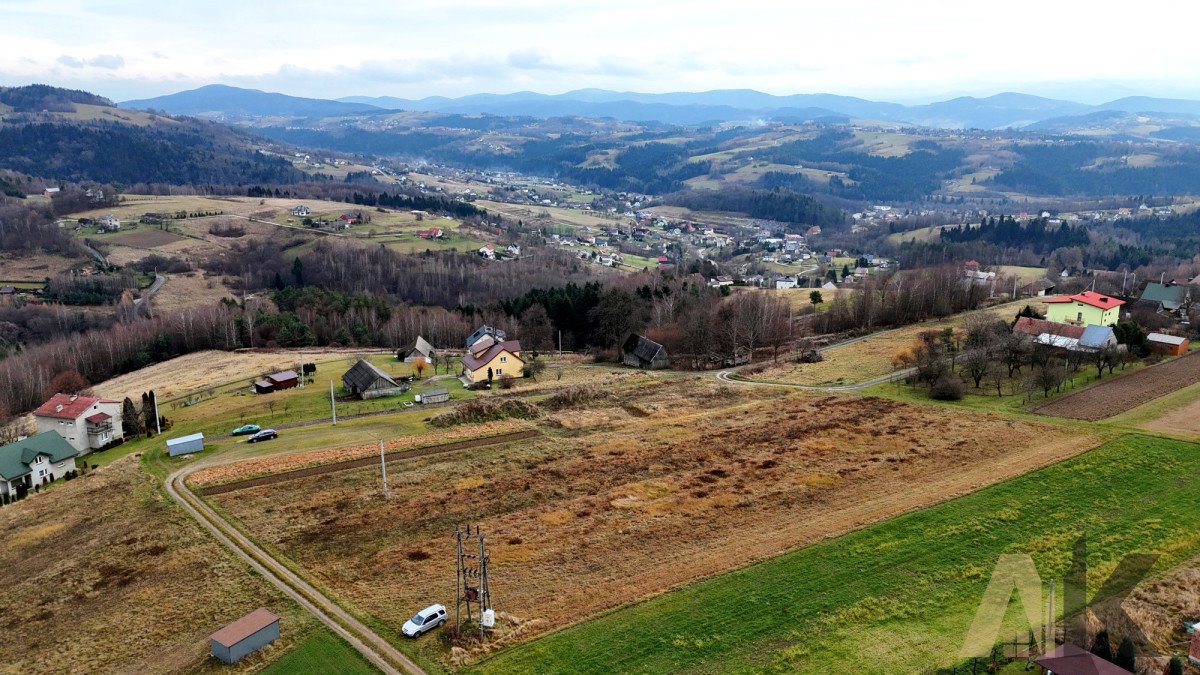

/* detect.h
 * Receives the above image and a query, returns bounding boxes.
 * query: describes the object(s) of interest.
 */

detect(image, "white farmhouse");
[33,393,124,455]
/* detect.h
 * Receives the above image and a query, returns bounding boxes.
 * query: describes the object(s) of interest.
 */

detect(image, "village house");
[622,334,670,370]
[402,336,436,363]
[1019,278,1057,297]
[461,339,524,383]
[32,393,124,455]
[97,215,121,232]
[478,244,496,260]
[254,370,299,394]
[1140,282,1188,312]
[342,358,407,399]
[775,276,799,290]
[1044,291,1125,326]
[466,325,506,350]
[290,205,310,217]
[0,431,79,497]
[417,227,443,239]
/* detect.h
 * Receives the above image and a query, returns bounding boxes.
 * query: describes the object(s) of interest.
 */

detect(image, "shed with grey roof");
[342,358,407,399]
[622,334,670,370]
[418,388,450,404]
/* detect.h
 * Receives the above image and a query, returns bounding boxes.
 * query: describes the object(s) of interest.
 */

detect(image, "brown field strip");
[206,381,1102,663]
[1030,350,1200,420]
[196,429,543,495]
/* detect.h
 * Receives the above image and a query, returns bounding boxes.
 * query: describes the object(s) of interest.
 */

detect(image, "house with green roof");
[0,431,79,497]
[1139,282,1188,312]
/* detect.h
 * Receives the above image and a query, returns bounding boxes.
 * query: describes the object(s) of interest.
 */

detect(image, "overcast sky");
[3,0,1200,103]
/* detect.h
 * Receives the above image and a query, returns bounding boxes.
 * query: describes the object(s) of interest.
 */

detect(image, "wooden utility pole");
[329,380,337,425]
[379,439,389,497]
[152,389,161,435]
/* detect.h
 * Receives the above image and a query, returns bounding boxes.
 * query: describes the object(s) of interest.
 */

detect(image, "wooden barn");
[622,334,670,370]
[402,336,436,363]
[1147,332,1190,356]
[342,358,407,399]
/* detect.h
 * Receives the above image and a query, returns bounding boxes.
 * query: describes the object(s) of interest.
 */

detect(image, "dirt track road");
[165,463,424,675]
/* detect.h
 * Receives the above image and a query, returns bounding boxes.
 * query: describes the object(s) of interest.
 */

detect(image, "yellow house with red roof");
[1044,291,1124,326]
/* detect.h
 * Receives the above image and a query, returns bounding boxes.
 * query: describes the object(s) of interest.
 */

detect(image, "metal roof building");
[210,608,280,664]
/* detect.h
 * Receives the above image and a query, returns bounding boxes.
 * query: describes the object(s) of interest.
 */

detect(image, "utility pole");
[298,353,304,388]
[329,380,337,425]
[379,439,389,497]
[1046,578,1055,651]
[558,330,562,356]
[152,389,161,435]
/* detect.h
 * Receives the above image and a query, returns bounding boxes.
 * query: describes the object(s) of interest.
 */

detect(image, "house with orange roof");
[32,393,125,455]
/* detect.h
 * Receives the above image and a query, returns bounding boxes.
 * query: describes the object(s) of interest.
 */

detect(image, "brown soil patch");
[208,381,1100,656]
[0,456,313,673]
[108,229,186,248]
[196,428,542,494]
[1031,351,1200,420]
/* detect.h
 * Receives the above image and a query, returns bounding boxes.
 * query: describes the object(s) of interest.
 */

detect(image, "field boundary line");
[165,464,423,675]
[196,429,543,495]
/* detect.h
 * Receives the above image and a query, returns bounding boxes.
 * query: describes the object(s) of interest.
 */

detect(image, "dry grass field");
[0,251,83,280]
[744,300,1036,387]
[206,378,1099,667]
[0,456,315,674]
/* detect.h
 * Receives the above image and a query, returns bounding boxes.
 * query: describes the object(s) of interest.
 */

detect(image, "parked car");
[231,424,261,436]
[247,429,278,443]
[402,604,447,638]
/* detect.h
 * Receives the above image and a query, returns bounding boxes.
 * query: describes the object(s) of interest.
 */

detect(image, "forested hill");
[0,85,307,185]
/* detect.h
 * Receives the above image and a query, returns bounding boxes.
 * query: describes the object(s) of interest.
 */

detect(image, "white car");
[402,604,447,638]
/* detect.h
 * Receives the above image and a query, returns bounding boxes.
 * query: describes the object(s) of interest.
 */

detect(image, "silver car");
[401,604,447,638]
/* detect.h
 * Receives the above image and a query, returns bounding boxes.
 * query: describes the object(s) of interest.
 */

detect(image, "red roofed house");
[1044,291,1125,326]
[1034,643,1132,674]
[461,339,524,383]
[33,393,124,455]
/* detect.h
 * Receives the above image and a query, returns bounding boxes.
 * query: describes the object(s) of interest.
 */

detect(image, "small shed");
[210,608,280,665]
[1148,332,1190,356]
[166,432,205,457]
[254,380,274,395]
[268,371,299,391]
[418,388,450,404]
[342,358,407,400]
[622,334,670,370]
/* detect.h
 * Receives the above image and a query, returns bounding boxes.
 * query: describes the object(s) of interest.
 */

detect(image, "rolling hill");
[121,84,384,119]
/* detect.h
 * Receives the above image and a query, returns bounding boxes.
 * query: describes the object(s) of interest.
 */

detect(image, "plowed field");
[1030,350,1200,420]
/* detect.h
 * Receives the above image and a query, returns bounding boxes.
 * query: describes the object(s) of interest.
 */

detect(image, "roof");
[1079,324,1115,349]
[1140,282,1185,310]
[166,432,204,447]
[84,412,111,424]
[462,340,523,372]
[33,393,108,420]
[1021,278,1057,291]
[254,380,274,389]
[1033,643,1132,675]
[1013,317,1086,339]
[210,608,280,648]
[268,370,298,383]
[0,431,78,481]
[424,388,449,397]
[470,334,497,352]
[342,358,399,392]
[411,336,435,358]
[623,334,666,363]
[1147,332,1188,346]
[1036,334,1080,350]
[1044,291,1125,310]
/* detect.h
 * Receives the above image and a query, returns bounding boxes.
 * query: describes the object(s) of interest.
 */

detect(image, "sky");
[3,0,1200,103]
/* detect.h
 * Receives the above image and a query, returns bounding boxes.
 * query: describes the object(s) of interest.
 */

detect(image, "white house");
[32,393,124,455]
[291,205,311,217]
[98,215,121,232]
[775,276,799,290]
[478,245,496,260]
[0,431,79,496]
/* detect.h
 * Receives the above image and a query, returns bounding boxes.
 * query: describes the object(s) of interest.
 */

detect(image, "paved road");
[165,463,425,675]
[134,273,165,308]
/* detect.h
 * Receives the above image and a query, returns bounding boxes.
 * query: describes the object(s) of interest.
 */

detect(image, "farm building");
[1019,278,1057,297]
[1148,332,1190,356]
[462,339,523,383]
[33,393,124,455]
[1078,325,1117,351]
[0,431,78,497]
[166,432,204,457]
[1044,291,1125,326]
[418,388,450,404]
[256,370,299,394]
[402,336,436,363]
[1012,317,1085,341]
[342,358,407,399]
[622,334,671,370]
[1034,643,1132,674]
[209,608,280,665]
[466,325,506,350]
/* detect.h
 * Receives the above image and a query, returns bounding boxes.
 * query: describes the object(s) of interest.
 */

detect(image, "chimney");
[55,404,63,413]
[70,394,77,401]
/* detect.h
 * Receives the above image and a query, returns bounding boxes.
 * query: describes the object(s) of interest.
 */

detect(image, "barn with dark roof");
[622,334,670,370]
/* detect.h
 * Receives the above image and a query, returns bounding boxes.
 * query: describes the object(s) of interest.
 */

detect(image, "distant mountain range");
[120,84,1200,130]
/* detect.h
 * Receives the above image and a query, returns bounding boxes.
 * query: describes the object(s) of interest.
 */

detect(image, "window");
[1076,311,1083,322]
[500,356,507,363]
[38,469,47,477]
[496,369,503,375]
